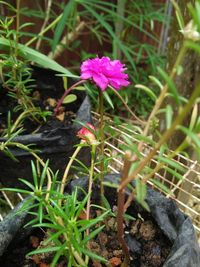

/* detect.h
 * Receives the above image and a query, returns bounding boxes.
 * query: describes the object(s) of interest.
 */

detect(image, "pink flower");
[77,123,96,145]
[80,56,130,91]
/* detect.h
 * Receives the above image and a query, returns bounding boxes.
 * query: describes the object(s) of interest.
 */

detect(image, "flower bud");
[77,123,96,145]
[180,20,200,41]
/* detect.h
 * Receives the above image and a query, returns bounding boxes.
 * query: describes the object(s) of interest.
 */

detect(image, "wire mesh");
[92,112,200,237]
[0,112,200,241]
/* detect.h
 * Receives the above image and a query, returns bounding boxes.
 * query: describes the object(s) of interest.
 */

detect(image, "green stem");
[86,144,96,221]
[99,90,105,197]
[85,144,96,265]
[140,44,187,140]
[54,80,86,115]
[56,217,86,266]
[15,0,21,57]
[120,81,200,190]
[124,44,188,208]
[109,85,146,125]
[4,109,38,138]
[114,0,126,59]
[60,144,82,197]
[25,13,63,47]
[35,0,52,50]
[1,142,52,202]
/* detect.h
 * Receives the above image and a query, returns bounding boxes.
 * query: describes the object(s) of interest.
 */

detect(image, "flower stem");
[109,85,146,126]
[85,144,96,265]
[99,90,105,197]
[59,143,82,198]
[86,144,96,221]
[54,80,86,115]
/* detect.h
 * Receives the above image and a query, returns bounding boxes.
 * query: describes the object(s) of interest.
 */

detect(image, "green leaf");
[38,202,44,224]
[2,148,18,162]
[79,210,110,232]
[27,246,60,256]
[63,94,77,104]
[50,243,66,267]
[139,200,150,212]
[18,178,36,191]
[165,105,173,129]
[148,75,163,90]
[52,0,75,52]
[164,166,183,181]
[150,178,173,195]
[157,66,180,105]
[75,193,89,219]
[171,0,185,30]
[39,160,49,188]
[179,125,200,148]
[136,178,147,204]
[189,103,198,131]
[0,37,77,77]
[31,161,38,189]
[63,76,68,90]
[33,222,62,231]
[74,86,85,91]
[43,230,64,246]
[155,155,186,173]
[80,247,107,263]
[82,225,105,244]
[103,91,114,109]
[0,187,31,194]
[188,2,200,32]
[102,181,118,189]
[185,40,200,55]
[0,1,16,11]
[135,84,157,101]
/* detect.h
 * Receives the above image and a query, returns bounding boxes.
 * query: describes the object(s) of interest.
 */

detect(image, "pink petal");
[92,73,108,91]
[80,56,130,91]
[81,71,92,79]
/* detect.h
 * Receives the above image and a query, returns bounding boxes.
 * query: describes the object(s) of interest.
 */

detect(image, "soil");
[0,208,171,267]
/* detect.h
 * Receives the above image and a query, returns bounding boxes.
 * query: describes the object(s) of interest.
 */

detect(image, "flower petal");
[92,73,109,91]
[80,56,130,91]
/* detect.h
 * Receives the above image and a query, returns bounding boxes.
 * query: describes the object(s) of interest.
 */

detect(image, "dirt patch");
[0,211,171,267]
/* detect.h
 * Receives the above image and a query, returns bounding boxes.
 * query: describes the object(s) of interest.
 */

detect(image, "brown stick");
[117,151,132,266]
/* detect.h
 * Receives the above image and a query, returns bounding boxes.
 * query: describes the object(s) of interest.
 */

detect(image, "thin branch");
[48,21,85,60]
[54,80,86,115]
[35,0,52,50]
[117,151,131,266]
[119,82,200,190]
[109,85,146,126]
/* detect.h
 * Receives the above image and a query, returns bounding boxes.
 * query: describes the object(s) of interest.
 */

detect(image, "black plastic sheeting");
[0,174,199,266]
[69,174,200,267]
[0,199,30,257]
[0,68,92,187]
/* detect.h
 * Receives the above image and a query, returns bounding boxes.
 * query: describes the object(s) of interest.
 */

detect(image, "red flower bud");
[77,123,96,145]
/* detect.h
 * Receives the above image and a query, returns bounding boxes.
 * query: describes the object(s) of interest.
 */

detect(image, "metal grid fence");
[0,111,200,239]
[92,112,200,237]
